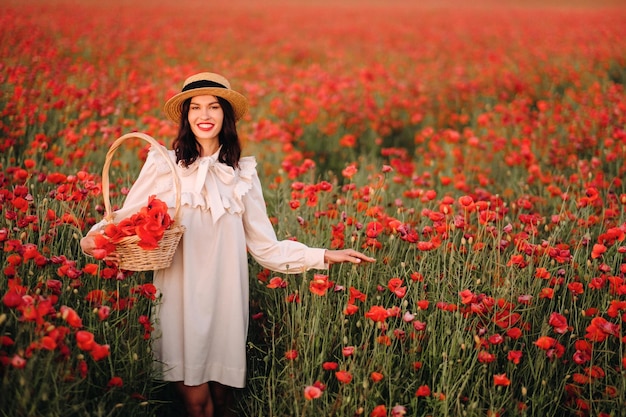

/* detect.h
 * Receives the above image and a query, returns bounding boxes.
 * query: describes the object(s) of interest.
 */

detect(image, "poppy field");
[1,0,626,416]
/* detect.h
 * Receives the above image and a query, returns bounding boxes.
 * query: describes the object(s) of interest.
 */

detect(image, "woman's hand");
[324,249,375,265]
[80,232,99,257]
[80,232,119,263]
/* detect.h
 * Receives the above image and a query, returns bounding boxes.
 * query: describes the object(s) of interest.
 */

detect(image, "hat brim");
[163,87,249,123]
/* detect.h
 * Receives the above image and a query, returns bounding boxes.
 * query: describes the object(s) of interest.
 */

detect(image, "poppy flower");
[478,350,496,364]
[107,376,124,389]
[98,306,111,321]
[304,385,322,400]
[548,312,569,334]
[100,196,173,251]
[309,274,333,296]
[2,290,24,308]
[534,336,565,358]
[342,346,355,357]
[370,405,387,417]
[366,221,383,238]
[335,370,352,384]
[539,288,554,299]
[60,306,83,328]
[75,330,95,351]
[585,317,619,342]
[591,243,607,259]
[415,385,431,397]
[322,361,338,371]
[342,164,358,179]
[267,277,288,289]
[370,372,384,382]
[365,305,389,323]
[85,290,106,306]
[493,373,511,387]
[348,286,366,303]
[390,405,407,417]
[344,303,359,315]
[507,350,523,364]
[387,277,406,298]
[459,289,475,305]
[10,354,26,369]
[89,343,110,361]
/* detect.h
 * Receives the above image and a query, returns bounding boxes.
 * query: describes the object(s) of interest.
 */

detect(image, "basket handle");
[102,132,181,223]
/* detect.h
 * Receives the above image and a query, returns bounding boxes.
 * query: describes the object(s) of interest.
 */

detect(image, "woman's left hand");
[324,249,376,265]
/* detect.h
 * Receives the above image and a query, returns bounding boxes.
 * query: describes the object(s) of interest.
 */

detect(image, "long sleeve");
[242,168,327,274]
[88,146,176,234]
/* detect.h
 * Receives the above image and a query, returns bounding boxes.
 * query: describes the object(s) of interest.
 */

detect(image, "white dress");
[91,145,327,387]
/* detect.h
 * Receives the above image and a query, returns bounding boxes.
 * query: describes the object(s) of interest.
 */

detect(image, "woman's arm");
[242,167,374,273]
[80,146,170,257]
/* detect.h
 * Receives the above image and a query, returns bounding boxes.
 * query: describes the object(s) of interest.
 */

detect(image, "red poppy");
[370,372,384,382]
[76,360,88,379]
[493,373,511,387]
[267,277,288,289]
[107,376,124,389]
[507,350,523,364]
[82,263,99,275]
[591,243,607,259]
[344,304,359,315]
[534,336,557,350]
[85,290,107,306]
[548,312,569,334]
[585,317,619,342]
[322,361,338,371]
[478,350,496,364]
[378,335,392,347]
[366,221,383,238]
[348,286,367,303]
[342,346,355,357]
[60,306,83,328]
[387,277,406,298]
[539,288,554,299]
[365,305,389,323]
[459,289,475,305]
[10,354,26,369]
[98,306,111,321]
[2,290,24,308]
[284,350,298,360]
[90,343,110,361]
[567,282,584,295]
[370,405,387,417]
[415,385,431,397]
[342,164,358,179]
[75,330,95,351]
[534,336,565,358]
[335,370,352,384]
[304,385,322,400]
[309,274,333,296]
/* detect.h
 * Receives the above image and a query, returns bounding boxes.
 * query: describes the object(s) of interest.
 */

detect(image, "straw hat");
[163,72,249,123]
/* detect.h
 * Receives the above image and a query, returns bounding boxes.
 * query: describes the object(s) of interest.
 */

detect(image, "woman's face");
[187,95,224,141]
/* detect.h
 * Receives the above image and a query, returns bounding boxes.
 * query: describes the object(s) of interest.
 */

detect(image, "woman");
[81,72,375,417]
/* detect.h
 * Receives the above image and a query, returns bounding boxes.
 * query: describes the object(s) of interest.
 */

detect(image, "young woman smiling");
[81,72,375,417]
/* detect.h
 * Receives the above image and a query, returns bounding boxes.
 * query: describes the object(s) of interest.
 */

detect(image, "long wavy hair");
[172,96,242,169]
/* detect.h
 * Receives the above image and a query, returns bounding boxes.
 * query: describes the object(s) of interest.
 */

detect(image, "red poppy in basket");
[95,195,173,255]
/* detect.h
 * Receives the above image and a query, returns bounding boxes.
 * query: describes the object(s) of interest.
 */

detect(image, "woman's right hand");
[80,232,119,263]
[80,232,98,257]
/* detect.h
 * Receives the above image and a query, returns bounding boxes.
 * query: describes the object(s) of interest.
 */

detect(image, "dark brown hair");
[173,96,241,168]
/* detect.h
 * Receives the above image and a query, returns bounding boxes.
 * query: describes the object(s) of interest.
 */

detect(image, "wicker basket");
[101,132,185,271]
